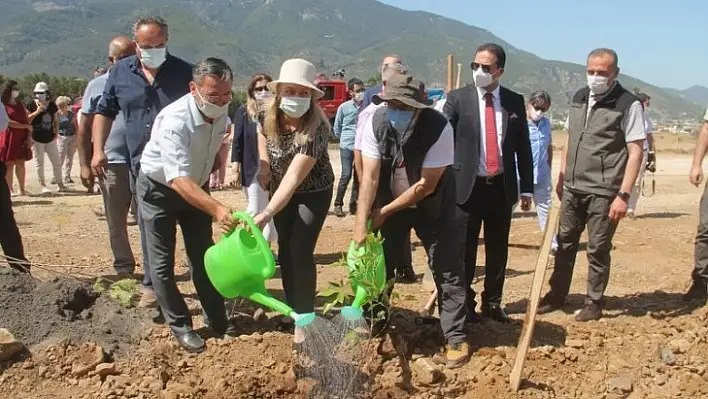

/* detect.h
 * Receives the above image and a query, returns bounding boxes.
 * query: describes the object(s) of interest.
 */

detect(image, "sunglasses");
[471,62,496,73]
[253,86,268,93]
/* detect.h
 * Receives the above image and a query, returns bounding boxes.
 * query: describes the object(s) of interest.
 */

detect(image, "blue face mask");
[387,109,415,132]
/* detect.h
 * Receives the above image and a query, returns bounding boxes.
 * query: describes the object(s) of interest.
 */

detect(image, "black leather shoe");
[210,323,239,338]
[683,279,708,303]
[482,305,510,323]
[175,331,206,353]
[538,293,565,314]
[466,311,482,324]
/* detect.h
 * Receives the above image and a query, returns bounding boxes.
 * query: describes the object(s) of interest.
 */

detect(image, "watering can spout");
[248,291,294,318]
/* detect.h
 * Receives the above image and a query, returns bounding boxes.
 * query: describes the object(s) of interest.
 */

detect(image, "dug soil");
[0,269,151,354]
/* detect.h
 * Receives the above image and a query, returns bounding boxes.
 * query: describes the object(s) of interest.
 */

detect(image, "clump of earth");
[0,268,151,355]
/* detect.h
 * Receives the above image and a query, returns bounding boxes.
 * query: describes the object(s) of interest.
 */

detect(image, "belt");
[476,174,503,185]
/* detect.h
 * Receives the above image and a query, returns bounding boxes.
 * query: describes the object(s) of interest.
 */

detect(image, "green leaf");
[323,301,336,315]
[317,288,339,298]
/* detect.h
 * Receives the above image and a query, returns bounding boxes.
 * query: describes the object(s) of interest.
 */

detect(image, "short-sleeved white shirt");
[359,110,454,197]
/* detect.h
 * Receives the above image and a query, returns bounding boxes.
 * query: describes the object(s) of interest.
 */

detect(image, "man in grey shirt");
[77,36,138,278]
[137,58,237,353]
[538,48,645,321]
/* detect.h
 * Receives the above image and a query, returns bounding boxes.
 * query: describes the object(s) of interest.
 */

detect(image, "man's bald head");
[108,36,135,63]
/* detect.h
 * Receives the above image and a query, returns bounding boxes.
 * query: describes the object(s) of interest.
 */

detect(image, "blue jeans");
[334,147,358,210]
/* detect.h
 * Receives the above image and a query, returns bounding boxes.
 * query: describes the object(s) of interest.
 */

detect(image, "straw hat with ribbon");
[267,58,325,100]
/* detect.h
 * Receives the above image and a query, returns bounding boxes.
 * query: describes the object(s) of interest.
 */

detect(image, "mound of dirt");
[0,269,151,355]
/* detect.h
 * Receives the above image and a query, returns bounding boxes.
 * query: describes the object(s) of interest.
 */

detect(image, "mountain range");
[1,0,706,120]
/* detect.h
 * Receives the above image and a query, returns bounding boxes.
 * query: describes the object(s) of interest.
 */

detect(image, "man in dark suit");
[444,43,533,323]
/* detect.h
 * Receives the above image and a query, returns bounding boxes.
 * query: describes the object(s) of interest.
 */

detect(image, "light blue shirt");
[333,99,360,151]
[140,94,227,187]
[81,73,129,164]
[527,117,552,185]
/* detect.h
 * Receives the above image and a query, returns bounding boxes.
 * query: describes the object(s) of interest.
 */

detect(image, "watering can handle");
[228,211,271,251]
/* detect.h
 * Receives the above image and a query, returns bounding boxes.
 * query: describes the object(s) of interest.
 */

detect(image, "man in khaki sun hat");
[354,74,469,368]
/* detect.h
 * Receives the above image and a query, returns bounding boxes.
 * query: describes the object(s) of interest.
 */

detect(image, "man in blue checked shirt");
[332,78,366,217]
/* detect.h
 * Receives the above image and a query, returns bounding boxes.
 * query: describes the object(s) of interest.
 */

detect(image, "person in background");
[93,16,193,309]
[685,108,708,304]
[0,81,32,196]
[538,48,645,321]
[55,96,78,184]
[138,58,238,353]
[209,115,232,191]
[78,35,138,279]
[354,75,469,368]
[361,54,405,109]
[513,91,558,252]
[0,104,30,273]
[94,67,107,78]
[253,59,334,346]
[627,92,656,218]
[355,60,416,283]
[332,77,365,217]
[231,73,278,244]
[26,82,66,194]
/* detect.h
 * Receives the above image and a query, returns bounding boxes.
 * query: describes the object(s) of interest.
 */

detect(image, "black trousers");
[380,208,467,344]
[0,162,29,272]
[459,175,513,310]
[137,173,226,336]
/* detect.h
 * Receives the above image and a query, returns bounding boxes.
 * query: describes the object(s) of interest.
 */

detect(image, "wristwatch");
[617,191,630,202]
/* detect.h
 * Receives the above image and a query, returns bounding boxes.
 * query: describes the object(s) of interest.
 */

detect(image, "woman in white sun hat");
[26,82,66,193]
[252,58,334,346]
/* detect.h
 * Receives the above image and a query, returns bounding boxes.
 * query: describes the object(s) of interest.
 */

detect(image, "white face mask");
[280,96,311,118]
[11,90,19,100]
[139,46,167,69]
[530,107,544,122]
[254,91,271,101]
[354,92,364,103]
[195,90,229,120]
[587,74,610,94]
[36,93,47,101]
[473,68,494,88]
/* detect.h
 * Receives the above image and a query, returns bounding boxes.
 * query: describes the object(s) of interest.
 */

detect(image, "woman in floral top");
[254,58,334,345]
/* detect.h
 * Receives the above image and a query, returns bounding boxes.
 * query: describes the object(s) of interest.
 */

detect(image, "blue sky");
[379,0,708,90]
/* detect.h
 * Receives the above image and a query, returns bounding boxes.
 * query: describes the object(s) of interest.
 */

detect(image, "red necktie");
[484,92,500,175]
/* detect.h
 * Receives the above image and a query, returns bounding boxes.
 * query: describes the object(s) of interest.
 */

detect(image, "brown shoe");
[538,292,565,314]
[432,342,470,369]
[138,288,159,308]
[575,300,602,322]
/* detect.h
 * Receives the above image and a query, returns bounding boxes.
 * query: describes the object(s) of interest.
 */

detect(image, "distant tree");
[367,72,382,87]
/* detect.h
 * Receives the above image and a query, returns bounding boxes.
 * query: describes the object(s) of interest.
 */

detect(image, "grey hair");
[132,16,169,40]
[193,58,233,84]
[382,62,408,83]
[587,48,618,71]
[529,90,551,110]
[55,96,72,107]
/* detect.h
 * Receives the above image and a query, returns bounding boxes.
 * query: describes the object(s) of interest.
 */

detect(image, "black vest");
[371,107,456,221]
[565,83,638,197]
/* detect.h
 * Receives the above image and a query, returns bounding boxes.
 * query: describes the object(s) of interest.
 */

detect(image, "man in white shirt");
[137,58,238,353]
[354,62,417,282]
[685,108,708,303]
[354,75,469,368]
[0,104,30,273]
[627,93,655,218]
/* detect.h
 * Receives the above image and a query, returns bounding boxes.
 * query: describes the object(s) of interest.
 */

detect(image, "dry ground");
[1,137,708,398]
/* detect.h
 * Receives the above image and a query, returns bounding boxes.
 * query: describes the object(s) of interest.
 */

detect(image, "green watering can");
[204,211,315,327]
[340,233,387,321]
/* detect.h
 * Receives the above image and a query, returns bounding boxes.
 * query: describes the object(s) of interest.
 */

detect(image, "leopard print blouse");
[264,121,334,193]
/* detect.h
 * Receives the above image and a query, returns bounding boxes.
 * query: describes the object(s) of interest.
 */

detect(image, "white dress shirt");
[476,86,504,177]
[140,93,227,187]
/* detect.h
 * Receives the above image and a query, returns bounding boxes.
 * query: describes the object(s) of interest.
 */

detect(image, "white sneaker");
[41,186,52,194]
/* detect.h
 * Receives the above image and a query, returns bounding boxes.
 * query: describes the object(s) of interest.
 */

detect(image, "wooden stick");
[446,54,454,93]
[455,63,462,89]
[509,205,560,392]
[422,288,438,316]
